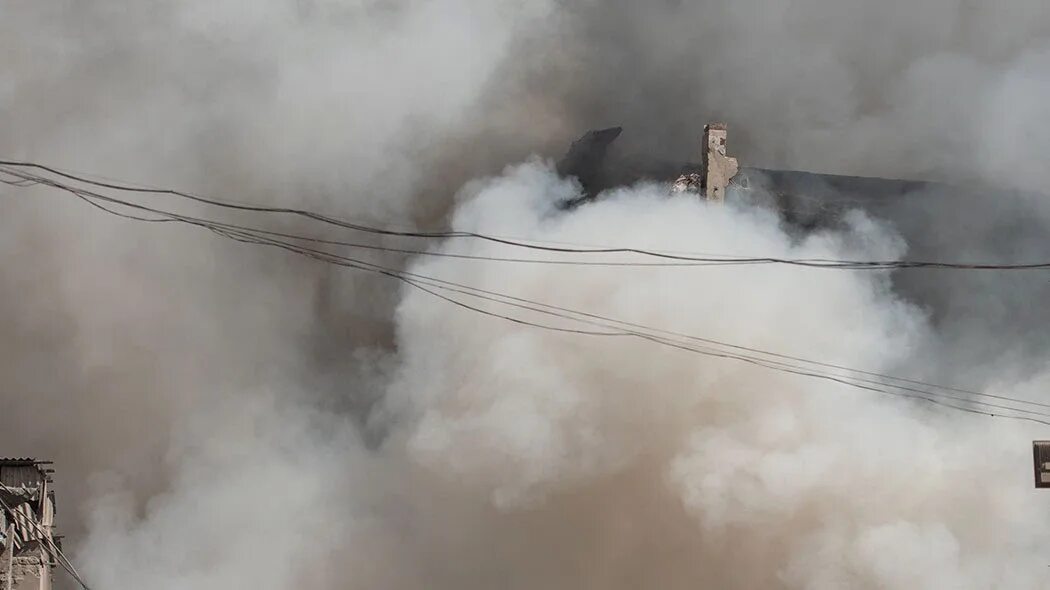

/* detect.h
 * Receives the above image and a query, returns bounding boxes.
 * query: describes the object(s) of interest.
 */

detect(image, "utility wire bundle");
[6,160,1050,270]
[2,160,1050,429]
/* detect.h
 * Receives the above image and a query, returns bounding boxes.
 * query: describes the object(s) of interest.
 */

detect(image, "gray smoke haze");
[3,0,1050,588]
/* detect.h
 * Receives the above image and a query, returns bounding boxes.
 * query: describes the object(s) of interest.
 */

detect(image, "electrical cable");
[5,160,1050,271]
[220,225,1050,426]
[5,165,1050,425]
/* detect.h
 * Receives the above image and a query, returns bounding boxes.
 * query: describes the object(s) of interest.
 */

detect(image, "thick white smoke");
[76,163,1050,589]
[4,0,1050,589]
[382,163,1049,588]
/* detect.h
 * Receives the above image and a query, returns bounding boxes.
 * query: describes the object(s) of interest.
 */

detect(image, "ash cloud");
[2,1,1050,588]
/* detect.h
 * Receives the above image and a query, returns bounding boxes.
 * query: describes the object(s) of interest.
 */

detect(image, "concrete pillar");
[701,123,739,202]
[3,524,13,590]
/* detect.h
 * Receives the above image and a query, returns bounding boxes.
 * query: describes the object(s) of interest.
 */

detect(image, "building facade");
[0,459,56,590]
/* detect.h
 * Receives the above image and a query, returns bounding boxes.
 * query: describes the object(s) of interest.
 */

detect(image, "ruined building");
[0,460,56,590]
[557,122,740,205]
[554,121,1050,374]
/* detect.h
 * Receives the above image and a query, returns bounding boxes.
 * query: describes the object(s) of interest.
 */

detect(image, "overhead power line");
[4,160,1050,271]
[3,164,1049,428]
[187,221,1050,427]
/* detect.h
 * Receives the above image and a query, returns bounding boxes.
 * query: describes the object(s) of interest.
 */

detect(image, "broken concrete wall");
[0,461,53,590]
[701,123,739,202]
[2,557,48,590]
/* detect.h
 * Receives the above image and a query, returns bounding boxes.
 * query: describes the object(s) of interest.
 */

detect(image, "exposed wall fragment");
[701,123,739,202]
[0,460,55,590]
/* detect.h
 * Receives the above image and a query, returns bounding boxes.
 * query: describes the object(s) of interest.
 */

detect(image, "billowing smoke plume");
[3,1,1050,588]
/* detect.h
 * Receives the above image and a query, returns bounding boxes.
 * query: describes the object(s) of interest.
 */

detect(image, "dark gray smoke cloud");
[3,1,1050,588]
[501,0,1050,185]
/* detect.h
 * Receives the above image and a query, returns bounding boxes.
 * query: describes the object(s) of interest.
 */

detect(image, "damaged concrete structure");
[0,460,56,590]
[699,123,739,202]
[554,122,1050,376]
[558,122,739,204]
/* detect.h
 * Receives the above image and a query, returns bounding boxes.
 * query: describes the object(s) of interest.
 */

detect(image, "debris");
[671,173,703,195]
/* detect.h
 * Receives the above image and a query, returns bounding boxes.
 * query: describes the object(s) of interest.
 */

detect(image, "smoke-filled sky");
[4,1,1050,588]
